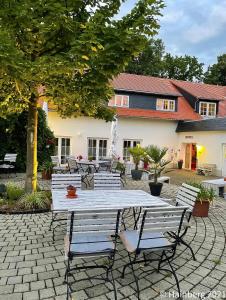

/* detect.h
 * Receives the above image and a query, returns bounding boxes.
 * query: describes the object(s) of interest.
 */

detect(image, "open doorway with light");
[184,143,197,170]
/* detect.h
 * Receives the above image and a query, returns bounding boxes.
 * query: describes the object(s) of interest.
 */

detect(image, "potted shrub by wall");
[189,182,215,217]
[40,161,53,180]
[129,145,144,180]
[178,159,183,169]
[145,145,170,196]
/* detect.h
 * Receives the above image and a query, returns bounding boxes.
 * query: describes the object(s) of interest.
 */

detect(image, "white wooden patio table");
[202,178,226,197]
[52,189,170,211]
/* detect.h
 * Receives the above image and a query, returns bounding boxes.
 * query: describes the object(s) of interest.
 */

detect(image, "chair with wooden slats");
[0,153,17,176]
[94,173,121,190]
[51,156,69,174]
[64,209,122,300]
[162,183,200,260]
[50,174,82,241]
[120,206,188,300]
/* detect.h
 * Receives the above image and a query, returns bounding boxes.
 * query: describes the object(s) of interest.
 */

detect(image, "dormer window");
[199,102,216,117]
[108,95,129,108]
[156,99,175,111]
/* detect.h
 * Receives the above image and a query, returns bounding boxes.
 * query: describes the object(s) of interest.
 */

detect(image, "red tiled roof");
[116,97,201,121]
[112,73,181,96]
[171,80,226,101]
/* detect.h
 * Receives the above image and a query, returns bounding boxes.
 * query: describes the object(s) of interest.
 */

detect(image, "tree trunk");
[25,97,38,193]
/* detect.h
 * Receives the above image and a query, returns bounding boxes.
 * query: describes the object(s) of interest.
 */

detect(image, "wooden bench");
[197,164,216,176]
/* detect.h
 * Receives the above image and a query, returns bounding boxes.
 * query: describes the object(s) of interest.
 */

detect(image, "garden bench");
[197,163,216,176]
[0,153,17,176]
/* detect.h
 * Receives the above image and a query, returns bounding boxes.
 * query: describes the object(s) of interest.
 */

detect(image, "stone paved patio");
[0,173,226,299]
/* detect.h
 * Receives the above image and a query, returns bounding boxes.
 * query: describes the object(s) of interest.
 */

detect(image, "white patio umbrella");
[109,116,118,159]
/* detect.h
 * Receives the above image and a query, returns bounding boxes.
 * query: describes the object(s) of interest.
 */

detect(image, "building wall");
[48,112,178,162]
[178,131,226,176]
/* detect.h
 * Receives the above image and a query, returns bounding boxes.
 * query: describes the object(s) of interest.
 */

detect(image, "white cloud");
[161,10,185,24]
[185,0,226,43]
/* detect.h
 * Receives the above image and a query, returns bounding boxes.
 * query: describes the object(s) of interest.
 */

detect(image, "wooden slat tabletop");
[52,190,170,211]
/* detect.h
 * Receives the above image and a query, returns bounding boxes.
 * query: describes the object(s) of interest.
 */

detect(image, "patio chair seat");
[65,233,114,256]
[120,231,172,253]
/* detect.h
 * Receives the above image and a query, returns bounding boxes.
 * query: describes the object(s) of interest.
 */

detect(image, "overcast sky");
[119,0,226,67]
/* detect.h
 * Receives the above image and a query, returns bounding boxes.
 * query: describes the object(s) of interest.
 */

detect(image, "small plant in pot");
[129,145,144,180]
[178,159,183,169]
[188,182,215,217]
[67,185,77,198]
[40,161,53,180]
[144,145,170,196]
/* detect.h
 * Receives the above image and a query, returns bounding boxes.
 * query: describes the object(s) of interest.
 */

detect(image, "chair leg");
[157,251,165,271]
[179,238,196,261]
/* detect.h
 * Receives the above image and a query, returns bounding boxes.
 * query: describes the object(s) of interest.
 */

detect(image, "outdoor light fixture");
[196,145,204,156]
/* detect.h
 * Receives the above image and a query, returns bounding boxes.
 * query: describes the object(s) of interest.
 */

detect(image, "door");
[222,144,226,176]
[185,144,191,169]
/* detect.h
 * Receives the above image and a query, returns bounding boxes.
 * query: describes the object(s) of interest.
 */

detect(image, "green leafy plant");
[144,145,170,183]
[40,161,54,172]
[129,145,145,170]
[17,192,51,210]
[116,162,126,174]
[187,182,215,203]
[6,183,25,201]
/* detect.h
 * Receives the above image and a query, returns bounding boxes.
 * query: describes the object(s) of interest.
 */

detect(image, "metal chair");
[51,156,68,173]
[50,174,82,241]
[94,173,121,190]
[64,209,122,300]
[120,206,188,300]
[0,153,17,176]
[162,183,200,260]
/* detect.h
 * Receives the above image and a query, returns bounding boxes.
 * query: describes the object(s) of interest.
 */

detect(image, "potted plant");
[142,154,149,170]
[67,185,77,198]
[188,182,215,217]
[178,159,183,169]
[129,145,144,180]
[144,145,170,196]
[40,161,53,180]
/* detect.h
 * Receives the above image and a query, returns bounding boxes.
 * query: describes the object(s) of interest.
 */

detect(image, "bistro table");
[202,178,226,197]
[76,160,110,173]
[52,189,170,211]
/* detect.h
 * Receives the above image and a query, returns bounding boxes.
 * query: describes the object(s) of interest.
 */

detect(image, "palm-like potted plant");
[144,145,170,196]
[129,145,144,180]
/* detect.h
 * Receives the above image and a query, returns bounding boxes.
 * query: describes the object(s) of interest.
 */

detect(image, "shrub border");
[0,208,50,215]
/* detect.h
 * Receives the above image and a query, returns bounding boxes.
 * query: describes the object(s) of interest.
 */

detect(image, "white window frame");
[199,101,216,117]
[123,139,141,161]
[55,137,71,164]
[87,138,108,160]
[156,99,176,112]
[108,95,129,108]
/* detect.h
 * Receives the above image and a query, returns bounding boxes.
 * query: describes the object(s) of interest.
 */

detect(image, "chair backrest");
[4,153,17,163]
[67,158,78,173]
[94,173,121,190]
[51,156,60,167]
[137,206,188,249]
[51,174,81,190]
[176,183,200,211]
[68,209,121,236]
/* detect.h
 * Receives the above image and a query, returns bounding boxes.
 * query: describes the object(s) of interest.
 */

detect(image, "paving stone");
[7,276,23,285]
[23,291,39,300]
[30,280,45,290]
[39,287,56,299]
[14,283,29,293]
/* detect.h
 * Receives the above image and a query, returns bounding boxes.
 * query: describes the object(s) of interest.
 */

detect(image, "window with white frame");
[88,138,108,160]
[156,99,175,111]
[123,140,141,161]
[55,137,71,164]
[199,102,216,117]
[108,95,129,107]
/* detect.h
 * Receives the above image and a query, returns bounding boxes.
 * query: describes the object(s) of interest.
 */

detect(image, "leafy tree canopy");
[0,0,164,120]
[204,54,226,85]
[126,39,204,82]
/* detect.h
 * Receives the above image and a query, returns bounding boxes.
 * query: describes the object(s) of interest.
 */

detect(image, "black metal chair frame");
[64,210,122,300]
[121,207,187,300]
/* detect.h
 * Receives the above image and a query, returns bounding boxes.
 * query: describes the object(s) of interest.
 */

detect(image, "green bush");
[6,183,25,201]
[17,191,51,210]
[0,108,55,171]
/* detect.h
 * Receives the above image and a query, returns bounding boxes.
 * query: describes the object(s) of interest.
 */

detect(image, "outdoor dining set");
[50,172,200,300]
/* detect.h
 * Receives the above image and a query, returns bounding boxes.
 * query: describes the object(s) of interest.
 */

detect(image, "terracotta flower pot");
[42,170,52,180]
[192,200,210,217]
[67,189,76,197]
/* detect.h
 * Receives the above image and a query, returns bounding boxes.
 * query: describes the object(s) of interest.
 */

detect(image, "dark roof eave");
[114,88,181,97]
